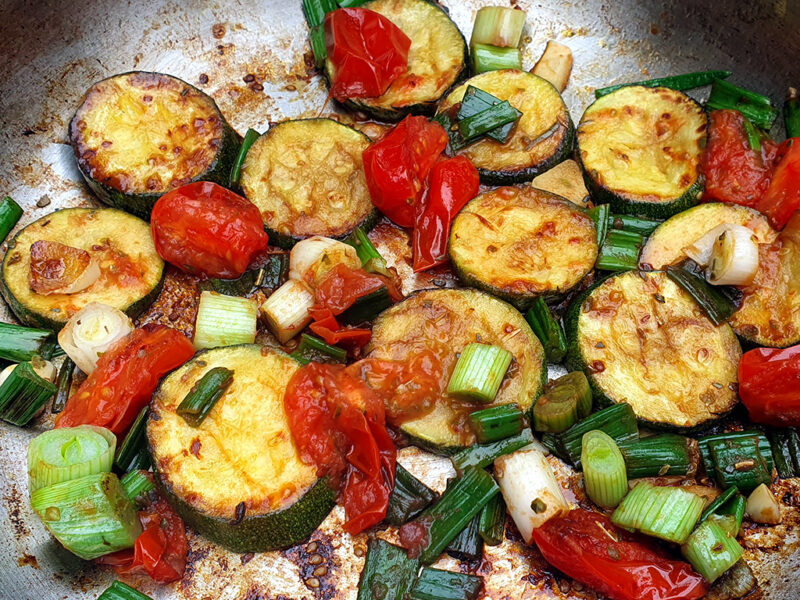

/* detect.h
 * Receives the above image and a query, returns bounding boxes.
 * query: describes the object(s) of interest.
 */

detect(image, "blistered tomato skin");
[150,181,269,279]
[739,343,800,427]
[757,138,800,230]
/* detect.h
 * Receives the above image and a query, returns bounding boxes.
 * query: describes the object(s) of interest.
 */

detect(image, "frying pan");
[1,0,799,598]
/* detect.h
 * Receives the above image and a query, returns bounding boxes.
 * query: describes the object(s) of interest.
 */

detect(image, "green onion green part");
[261,253,290,290]
[0,361,57,426]
[230,128,259,188]
[0,196,23,242]
[533,371,593,433]
[290,333,347,366]
[682,519,744,583]
[386,463,437,526]
[457,86,515,143]
[346,227,392,277]
[581,430,628,509]
[177,367,234,427]
[451,428,534,473]
[356,538,420,600]
[706,79,779,130]
[471,43,522,75]
[611,481,704,544]
[616,434,692,478]
[445,510,483,561]
[51,357,75,414]
[407,566,484,600]
[120,470,155,506]
[338,286,392,326]
[594,70,732,98]
[525,298,567,363]
[302,0,337,27]
[98,581,154,600]
[707,435,771,494]
[610,214,662,236]
[0,322,53,363]
[30,472,142,560]
[309,24,327,68]
[478,493,506,546]
[665,260,738,325]
[469,403,524,443]
[588,204,610,246]
[596,229,644,272]
[447,343,512,403]
[458,99,521,141]
[115,406,150,473]
[785,87,800,138]
[742,118,763,152]
[699,485,739,525]
[768,428,800,478]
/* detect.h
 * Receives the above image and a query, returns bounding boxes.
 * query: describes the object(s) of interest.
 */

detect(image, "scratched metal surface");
[2,0,800,598]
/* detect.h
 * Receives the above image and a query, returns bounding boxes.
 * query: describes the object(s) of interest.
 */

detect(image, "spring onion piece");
[532,40,573,92]
[290,333,347,366]
[57,302,134,374]
[356,538,420,600]
[494,444,569,543]
[533,371,593,433]
[98,581,154,600]
[665,260,738,326]
[525,298,567,363]
[457,86,516,144]
[588,203,610,246]
[405,466,499,564]
[767,428,800,478]
[547,403,639,466]
[120,470,155,505]
[581,430,628,509]
[386,464,437,526]
[177,367,234,427]
[706,79,779,130]
[596,229,644,272]
[612,482,704,544]
[699,485,739,524]
[706,436,771,493]
[407,567,484,600]
[719,495,747,536]
[0,196,22,242]
[785,87,800,138]
[471,44,522,75]
[302,0,337,26]
[346,227,392,277]
[230,128,259,187]
[261,253,290,290]
[595,70,732,98]
[114,406,150,472]
[445,511,483,561]
[289,235,361,285]
[469,6,526,48]
[447,343,512,403]
[338,286,392,326]
[458,100,521,141]
[706,226,760,286]
[469,403,524,443]
[260,279,315,344]
[610,214,662,236]
[698,430,773,475]
[50,357,75,414]
[478,493,505,546]
[31,472,142,560]
[616,434,692,478]
[745,483,781,524]
[742,117,763,152]
[0,361,57,426]
[194,291,257,350]
[27,425,116,492]
[682,519,744,583]
[0,322,53,363]
[452,428,534,473]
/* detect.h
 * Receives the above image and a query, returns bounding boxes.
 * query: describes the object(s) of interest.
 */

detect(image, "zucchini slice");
[366,288,546,453]
[69,72,239,219]
[577,86,707,218]
[148,345,335,553]
[0,208,164,330]
[437,70,574,185]
[240,119,376,248]
[449,186,597,307]
[730,215,800,347]
[565,271,741,431]
[325,0,468,121]
[639,203,777,270]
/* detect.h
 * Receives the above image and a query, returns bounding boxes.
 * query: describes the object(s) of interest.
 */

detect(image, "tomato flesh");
[413,156,480,272]
[151,181,269,279]
[324,8,411,102]
[55,324,195,436]
[739,343,800,427]
[532,509,707,600]
[756,138,800,229]
[283,363,396,534]
[363,116,449,228]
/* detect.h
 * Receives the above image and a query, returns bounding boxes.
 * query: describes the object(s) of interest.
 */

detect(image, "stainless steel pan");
[1,0,799,598]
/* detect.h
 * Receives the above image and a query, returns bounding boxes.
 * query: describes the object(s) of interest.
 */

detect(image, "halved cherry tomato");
[55,324,195,436]
[313,263,387,314]
[324,8,411,102]
[756,138,800,229]
[97,481,187,583]
[702,109,780,207]
[309,308,373,348]
[739,343,800,427]
[284,363,396,534]
[151,181,269,279]
[413,156,480,272]
[363,116,449,228]
[532,509,707,600]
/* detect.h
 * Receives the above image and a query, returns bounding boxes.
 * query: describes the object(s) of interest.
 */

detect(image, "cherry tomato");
[97,480,188,583]
[413,156,480,272]
[55,324,195,436]
[309,309,373,348]
[532,509,707,600]
[313,263,387,314]
[324,8,411,102]
[739,343,800,427]
[702,110,780,207]
[756,138,800,229]
[284,363,396,534]
[363,116,449,228]
[151,181,269,279]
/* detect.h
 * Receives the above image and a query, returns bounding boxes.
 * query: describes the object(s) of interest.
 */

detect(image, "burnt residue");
[135,266,202,338]
[16,553,38,569]
[282,532,339,599]
[3,484,30,538]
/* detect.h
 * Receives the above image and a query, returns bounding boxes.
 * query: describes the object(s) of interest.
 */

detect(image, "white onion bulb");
[58,302,134,374]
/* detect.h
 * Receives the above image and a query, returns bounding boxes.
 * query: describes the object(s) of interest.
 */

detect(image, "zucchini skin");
[580,173,704,219]
[268,209,379,251]
[69,71,241,220]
